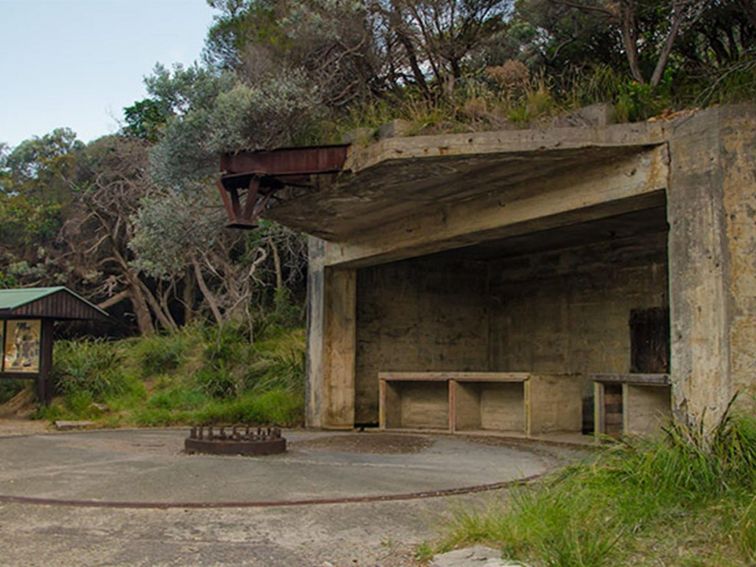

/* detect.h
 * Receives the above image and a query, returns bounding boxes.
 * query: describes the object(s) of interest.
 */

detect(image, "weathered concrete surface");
[322,148,668,267]
[357,257,489,424]
[0,491,503,567]
[667,105,756,426]
[306,240,358,429]
[301,106,754,432]
[0,430,561,504]
[624,384,672,436]
[266,124,667,241]
[0,429,585,566]
[353,229,667,425]
[488,231,668,378]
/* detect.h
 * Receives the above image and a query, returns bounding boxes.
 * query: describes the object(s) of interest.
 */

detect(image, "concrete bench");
[379,372,583,436]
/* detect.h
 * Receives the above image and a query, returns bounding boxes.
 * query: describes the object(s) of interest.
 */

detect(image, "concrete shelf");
[593,374,672,437]
[379,372,584,437]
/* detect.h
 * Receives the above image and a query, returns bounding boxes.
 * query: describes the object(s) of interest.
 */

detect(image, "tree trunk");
[389,2,433,100]
[269,237,283,291]
[192,256,224,325]
[137,279,177,331]
[182,270,195,325]
[97,289,130,310]
[620,5,646,83]
[650,8,684,86]
[129,283,155,335]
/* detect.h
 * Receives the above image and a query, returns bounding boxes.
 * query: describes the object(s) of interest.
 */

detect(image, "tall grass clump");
[41,339,145,420]
[433,400,755,566]
[130,332,188,376]
[52,339,141,400]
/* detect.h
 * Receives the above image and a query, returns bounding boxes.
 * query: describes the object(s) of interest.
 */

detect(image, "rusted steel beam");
[218,144,349,229]
[221,144,349,176]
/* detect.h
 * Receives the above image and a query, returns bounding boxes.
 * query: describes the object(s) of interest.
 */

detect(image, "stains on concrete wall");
[356,258,489,423]
[488,232,668,379]
[721,109,756,414]
[668,105,756,426]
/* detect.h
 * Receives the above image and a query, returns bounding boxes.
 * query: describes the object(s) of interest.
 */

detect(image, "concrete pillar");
[305,237,356,428]
[667,105,756,430]
[305,238,326,428]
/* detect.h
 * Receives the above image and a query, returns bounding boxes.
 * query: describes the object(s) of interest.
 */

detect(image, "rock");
[54,420,95,431]
[430,545,527,567]
[551,103,617,128]
[377,118,412,139]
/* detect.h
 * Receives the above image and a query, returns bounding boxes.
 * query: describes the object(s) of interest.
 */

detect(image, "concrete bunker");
[218,104,755,438]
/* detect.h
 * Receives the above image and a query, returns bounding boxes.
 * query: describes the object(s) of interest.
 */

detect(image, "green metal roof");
[0,287,68,310]
[0,287,107,318]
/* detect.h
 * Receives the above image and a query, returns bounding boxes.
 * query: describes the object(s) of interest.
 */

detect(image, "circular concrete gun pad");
[0,429,560,507]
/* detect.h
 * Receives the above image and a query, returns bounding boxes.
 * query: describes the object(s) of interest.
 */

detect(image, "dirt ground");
[0,417,50,437]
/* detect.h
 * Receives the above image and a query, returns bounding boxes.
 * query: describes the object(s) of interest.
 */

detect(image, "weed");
[430,405,756,566]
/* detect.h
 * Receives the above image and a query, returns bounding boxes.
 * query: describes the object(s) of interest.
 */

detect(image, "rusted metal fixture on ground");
[217,144,350,229]
[185,425,287,456]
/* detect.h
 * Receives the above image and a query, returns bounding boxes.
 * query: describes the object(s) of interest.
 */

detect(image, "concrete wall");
[354,232,667,424]
[355,257,489,424]
[667,105,756,426]
[488,232,669,379]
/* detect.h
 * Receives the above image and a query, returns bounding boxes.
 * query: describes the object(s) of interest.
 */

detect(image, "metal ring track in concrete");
[0,429,576,509]
[0,474,541,509]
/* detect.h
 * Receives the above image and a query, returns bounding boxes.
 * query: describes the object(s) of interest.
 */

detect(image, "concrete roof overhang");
[250,123,668,242]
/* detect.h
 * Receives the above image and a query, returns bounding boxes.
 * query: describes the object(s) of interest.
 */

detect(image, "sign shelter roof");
[0,287,108,320]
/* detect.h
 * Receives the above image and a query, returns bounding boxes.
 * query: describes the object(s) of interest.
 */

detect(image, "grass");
[37,318,305,428]
[319,57,756,145]
[423,403,755,566]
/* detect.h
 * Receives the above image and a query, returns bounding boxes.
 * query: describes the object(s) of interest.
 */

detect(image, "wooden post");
[594,382,605,438]
[378,378,386,429]
[37,319,54,405]
[448,380,457,433]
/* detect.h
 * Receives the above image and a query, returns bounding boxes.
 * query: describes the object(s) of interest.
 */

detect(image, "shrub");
[131,333,187,377]
[245,327,305,393]
[53,340,133,400]
[43,319,306,428]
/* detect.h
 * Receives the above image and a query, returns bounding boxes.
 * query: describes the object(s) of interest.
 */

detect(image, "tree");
[122,99,171,142]
[550,0,708,86]
[378,0,512,96]
[130,188,307,326]
[0,128,82,202]
[0,130,78,288]
[60,136,177,334]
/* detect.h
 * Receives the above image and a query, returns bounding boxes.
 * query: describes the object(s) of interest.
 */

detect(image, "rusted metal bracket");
[218,144,349,229]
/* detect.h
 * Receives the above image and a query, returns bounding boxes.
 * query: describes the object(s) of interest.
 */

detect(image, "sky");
[0,0,216,148]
